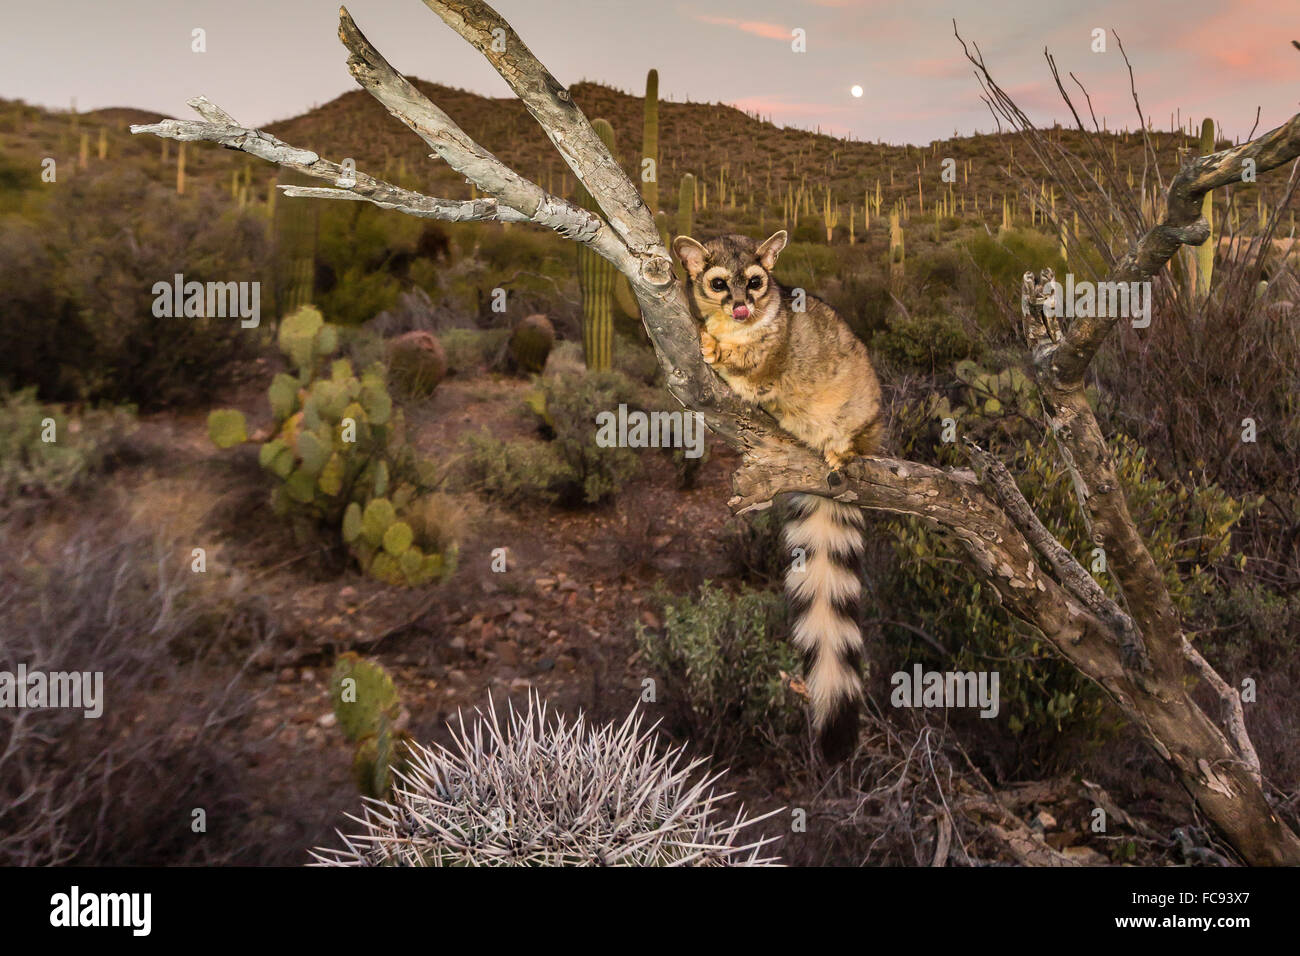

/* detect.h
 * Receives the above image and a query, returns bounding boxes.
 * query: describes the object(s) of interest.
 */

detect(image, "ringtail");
[673,230,884,762]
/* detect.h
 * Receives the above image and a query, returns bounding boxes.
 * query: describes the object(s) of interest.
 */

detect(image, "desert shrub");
[882,429,1246,755]
[312,693,778,866]
[0,521,268,865]
[0,167,267,408]
[0,388,136,506]
[963,227,1066,331]
[721,506,789,589]
[831,274,894,339]
[612,343,663,387]
[773,240,840,290]
[310,199,426,325]
[439,328,511,376]
[459,433,574,506]
[871,311,979,372]
[911,246,966,297]
[458,369,642,507]
[638,583,802,761]
[1096,246,1300,570]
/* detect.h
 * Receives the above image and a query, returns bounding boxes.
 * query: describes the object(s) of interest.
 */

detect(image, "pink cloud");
[1168,2,1300,80]
[908,57,971,80]
[691,14,791,41]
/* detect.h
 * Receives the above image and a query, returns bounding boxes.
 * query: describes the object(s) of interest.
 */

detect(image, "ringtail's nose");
[732,304,750,320]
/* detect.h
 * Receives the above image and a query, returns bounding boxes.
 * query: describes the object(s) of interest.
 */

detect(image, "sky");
[2,0,1299,145]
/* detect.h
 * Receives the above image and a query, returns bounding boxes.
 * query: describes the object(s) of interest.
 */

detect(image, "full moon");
[850,85,863,98]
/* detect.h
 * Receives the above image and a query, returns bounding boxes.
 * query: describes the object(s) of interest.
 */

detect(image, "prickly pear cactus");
[329,653,411,798]
[207,305,458,587]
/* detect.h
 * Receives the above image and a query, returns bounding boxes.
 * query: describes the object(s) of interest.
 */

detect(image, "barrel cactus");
[310,693,781,867]
[386,330,447,398]
[506,314,555,374]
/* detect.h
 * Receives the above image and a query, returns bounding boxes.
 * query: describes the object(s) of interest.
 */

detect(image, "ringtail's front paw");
[700,331,719,365]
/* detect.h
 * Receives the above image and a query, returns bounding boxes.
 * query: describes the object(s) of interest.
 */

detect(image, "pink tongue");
[733,305,750,319]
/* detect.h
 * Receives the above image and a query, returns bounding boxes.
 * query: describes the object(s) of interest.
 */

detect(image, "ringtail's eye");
[747,275,763,290]
[710,277,728,293]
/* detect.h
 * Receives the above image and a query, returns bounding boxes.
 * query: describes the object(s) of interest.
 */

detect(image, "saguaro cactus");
[576,118,618,371]
[1196,117,1216,300]
[677,173,695,236]
[822,188,839,243]
[889,211,905,291]
[641,69,659,215]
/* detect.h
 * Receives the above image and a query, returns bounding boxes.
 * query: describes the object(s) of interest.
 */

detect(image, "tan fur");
[673,231,884,761]
[671,230,883,470]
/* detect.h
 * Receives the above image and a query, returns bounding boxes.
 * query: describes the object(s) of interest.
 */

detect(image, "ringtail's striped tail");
[783,493,865,762]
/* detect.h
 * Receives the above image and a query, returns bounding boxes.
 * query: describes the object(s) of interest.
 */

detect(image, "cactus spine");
[641,69,659,214]
[576,118,618,371]
[311,694,780,867]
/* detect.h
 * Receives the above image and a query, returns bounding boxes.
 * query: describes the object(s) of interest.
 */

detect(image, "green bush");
[459,369,643,507]
[0,388,135,505]
[962,226,1066,331]
[638,583,802,760]
[0,168,267,408]
[438,328,510,376]
[773,240,840,290]
[883,427,1247,744]
[871,311,979,371]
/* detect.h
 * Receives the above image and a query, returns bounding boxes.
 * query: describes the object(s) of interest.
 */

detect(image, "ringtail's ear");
[672,236,709,278]
[756,230,788,271]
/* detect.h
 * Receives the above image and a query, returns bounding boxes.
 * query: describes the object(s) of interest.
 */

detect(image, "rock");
[509,677,532,693]
[317,712,337,729]
[1062,845,1107,865]
[447,668,469,686]
[277,668,296,683]
[1031,810,1058,831]
[494,641,521,667]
